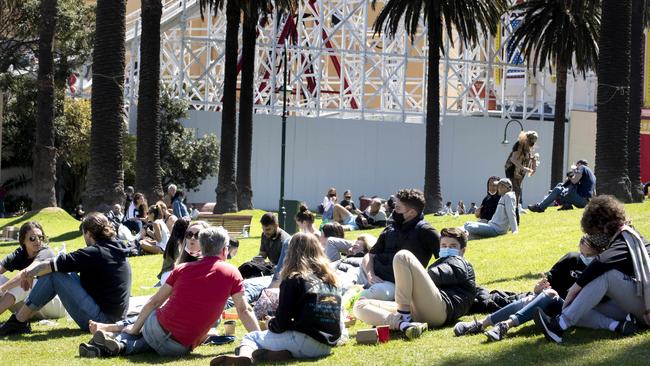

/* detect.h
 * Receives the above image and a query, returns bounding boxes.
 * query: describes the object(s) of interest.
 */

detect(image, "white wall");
[180,111,557,211]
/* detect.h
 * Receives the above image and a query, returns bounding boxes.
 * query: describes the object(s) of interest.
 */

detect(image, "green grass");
[0,202,649,365]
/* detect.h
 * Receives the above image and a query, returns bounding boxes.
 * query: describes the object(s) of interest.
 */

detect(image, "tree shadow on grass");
[0,212,39,230]
[49,230,82,243]
[1,327,86,342]
[482,272,541,286]
[118,351,224,364]
[0,240,18,247]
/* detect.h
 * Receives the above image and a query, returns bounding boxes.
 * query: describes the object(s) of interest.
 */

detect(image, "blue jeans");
[115,312,190,356]
[464,221,501,238]
[489,291,561,325]
[225,275,272,309]
[241,330,331,359]
[538,184,590,210]
[25,272,112,330]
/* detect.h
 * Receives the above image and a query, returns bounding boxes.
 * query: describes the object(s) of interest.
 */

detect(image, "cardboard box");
[356,328,378,344]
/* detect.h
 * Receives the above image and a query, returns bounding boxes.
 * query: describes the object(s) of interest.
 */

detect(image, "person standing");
[504,131,539,220]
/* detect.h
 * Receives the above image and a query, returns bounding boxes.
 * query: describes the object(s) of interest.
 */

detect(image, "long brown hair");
[281,233,337,286]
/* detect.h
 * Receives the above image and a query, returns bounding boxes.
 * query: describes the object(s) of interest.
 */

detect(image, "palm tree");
[627,0,646,202]
[85,0,127,211]
[373,0,507,213]
[32,0,58,210]
[135,0,164,204]
[236,0,293,210]
[199,0,239,213]
[235,0,258,210]
[509,0,600,188]
[594,0,633,202]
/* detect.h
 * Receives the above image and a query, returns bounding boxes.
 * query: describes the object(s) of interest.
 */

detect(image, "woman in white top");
[139,203,171,254]
[463,178,518,239]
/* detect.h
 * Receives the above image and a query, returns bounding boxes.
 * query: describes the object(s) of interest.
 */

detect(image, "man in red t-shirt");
[80,227,260,357]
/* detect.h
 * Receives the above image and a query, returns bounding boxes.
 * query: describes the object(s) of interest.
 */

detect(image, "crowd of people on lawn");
[0,130,647,364]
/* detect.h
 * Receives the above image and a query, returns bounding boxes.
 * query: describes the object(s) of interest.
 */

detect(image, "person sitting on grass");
[0,213,132,336]
[138,203,171,255]
[464,178,518,239]
[0,222,66,323]
[211,233,344,366]
[340,190,361,215]
[258,212,291,267]
[158,220,209,285]
[296,204,321,237]
[528,159,596,213]
[353,227,476,339]
[454,233,636,341]
[535,196,650,344]
[361,189,440,301]
[79,226,260,358]
[475,176,501,222]
[355,198,388,229]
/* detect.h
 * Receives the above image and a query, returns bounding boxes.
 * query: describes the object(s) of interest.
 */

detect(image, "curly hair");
[580,195,627,236]
[395,188,425,213]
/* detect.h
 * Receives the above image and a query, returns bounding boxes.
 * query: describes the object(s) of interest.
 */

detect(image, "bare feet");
[89,320,122,335]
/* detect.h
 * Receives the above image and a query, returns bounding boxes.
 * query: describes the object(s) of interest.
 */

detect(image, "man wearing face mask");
[354,227,474,339]
[358,189,440,301]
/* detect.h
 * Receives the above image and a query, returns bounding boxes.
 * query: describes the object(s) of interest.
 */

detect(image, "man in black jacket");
[361,189,440,301]
[354,227,475,339]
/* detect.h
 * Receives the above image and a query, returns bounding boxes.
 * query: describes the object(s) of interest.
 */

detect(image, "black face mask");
[392,212,405,227]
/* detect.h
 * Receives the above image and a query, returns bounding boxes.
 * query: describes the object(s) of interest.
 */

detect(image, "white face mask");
[185,245,201,258]
[580,254,595,266]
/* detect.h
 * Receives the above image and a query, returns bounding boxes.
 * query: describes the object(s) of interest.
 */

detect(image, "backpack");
[469,286,532,314]
[238,260,275,279]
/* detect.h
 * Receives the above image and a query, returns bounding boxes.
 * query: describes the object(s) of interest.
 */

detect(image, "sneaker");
[533,308,563,343]
[93,330,123,355]
[404,322,428,340]
[0,314,31,336]
[252,349,293,362]
[527,204,545,213]
[79,343,103,358]
[210,354,253,366]
[485,322,509,342]
[453,317,483,336]
[557,204,573,211]
[616,314,638,337]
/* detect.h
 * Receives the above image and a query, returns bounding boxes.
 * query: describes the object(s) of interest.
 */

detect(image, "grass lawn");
[0,201,649,365]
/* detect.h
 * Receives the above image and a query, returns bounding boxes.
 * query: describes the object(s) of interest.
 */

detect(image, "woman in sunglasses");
[0,222,66,321]
[158,221,210,285]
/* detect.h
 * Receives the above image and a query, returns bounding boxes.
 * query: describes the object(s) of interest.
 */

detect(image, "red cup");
[376,325,390,343]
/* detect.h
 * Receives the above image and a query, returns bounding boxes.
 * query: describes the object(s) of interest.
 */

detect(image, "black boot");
[0,314,32,336]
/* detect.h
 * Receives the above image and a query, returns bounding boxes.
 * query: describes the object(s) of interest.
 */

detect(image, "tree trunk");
[86,0,126,211]
[135,0,164,205]
[236,4,256,210]
[550,60,568,187]
[595,0,633,202]
[214,0,239,213]
[628,0,645,202]
[32,0,58,210]
[423,0,443,213]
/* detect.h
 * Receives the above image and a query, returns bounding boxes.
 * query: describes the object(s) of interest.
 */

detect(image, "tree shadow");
[1,327,86,342]
[49,230,82,243]
[0,211,39,230]
[482,272,541,286]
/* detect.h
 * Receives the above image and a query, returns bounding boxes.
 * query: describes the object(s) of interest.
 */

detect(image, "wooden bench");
[196,213,253,238]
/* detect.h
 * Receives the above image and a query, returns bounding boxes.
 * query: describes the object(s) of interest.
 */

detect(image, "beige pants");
[0,274,67,320]
[353,250,447,330]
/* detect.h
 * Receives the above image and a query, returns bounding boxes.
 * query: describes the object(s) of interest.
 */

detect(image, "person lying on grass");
[79,226,259,358]
[454,233,636,341]
[353,227,476,339]
[211,232,344,366]
[0,213,132,336]
[0,222,66,323]
[535,195,650,343]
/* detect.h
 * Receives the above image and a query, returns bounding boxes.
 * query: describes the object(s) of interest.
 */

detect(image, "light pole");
[501,119,523,144]
[279,42,288,229]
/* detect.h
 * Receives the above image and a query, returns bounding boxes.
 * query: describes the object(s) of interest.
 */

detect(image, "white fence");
[181,112,560,211]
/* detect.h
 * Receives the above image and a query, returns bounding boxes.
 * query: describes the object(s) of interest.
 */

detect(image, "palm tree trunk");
[214,0,239,213]
[86,0,127,211]
[135,0,164,205]
[32,0,58,210]
[550,60,568,187]
[236,5,256,210]
[423,0,443,213]
[628,0,645,202]
[595,0,633,202]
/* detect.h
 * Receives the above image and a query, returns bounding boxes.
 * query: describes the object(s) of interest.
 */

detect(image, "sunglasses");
[185,231,200,240]
[29,235,45,242]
